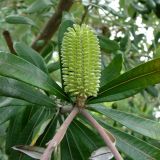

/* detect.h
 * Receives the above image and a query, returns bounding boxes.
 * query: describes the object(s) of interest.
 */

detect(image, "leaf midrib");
[100,121,158,160]
[1,78,54,106]
[99,69,160,97]
[117,137,156,160]
[0,61,67,100]
[68,128,85,160]
[93,107,160,140]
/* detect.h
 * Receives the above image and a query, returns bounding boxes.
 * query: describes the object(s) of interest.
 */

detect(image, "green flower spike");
[61,24,101,98]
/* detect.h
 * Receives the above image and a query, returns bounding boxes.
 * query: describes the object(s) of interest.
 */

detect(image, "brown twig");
[31,0,74,52]
[81,109,123,160]
[40,107,79,160]
[2,30,16,54]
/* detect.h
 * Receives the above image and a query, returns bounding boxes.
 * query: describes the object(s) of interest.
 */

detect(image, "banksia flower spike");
[61,24,101,98]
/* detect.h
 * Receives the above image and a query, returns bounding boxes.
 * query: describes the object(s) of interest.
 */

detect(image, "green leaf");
[47,61,60,73]
[0,97,31,108]
[41,41,56,58]
[7,107,53,160]
[79,114,160,160]
[0,52,69,101]
[18,108,54,145]
[145,86,158,97]
[5,15,35,26]
[0,76,54,107]
[133,34,144,48]
[0,106,23,124]
[6,107,27,156]
[31,117,52,146]
[61,119,104,160]
[89,147,113,160]
[90,105,160,140]
[100,4,125,18]
[89,89,140,102]
[27,0,53,13]
[120,32,130,52]
[14,42,48,73]
[98,36,119,52]
[132,2,151,14]
[101,54,122,86]
[12,145,45,159]
[88,58,160,103]
[36,114,58,147]
[101,122,160,160]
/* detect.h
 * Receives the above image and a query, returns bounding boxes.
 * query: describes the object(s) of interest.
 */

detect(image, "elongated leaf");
[88,58,160,103]
[27,0,53,13]
[100,5,125,18]
[101,54,122,86]
[7,107,53,160]
[5,15,35,26]
[90,105,160,140]
[14,42,48,73]
[0,76,54,107]
[0,52,69,101]
[47,61,60,73]
[6,106,27,155]
[146,0,156,9]
[31,117,52,146]
[18,108,53,145]
[61,119,104,160]
[89,88,140,102]
[145,86,158,97]
[98,36,119,52]
[41,41,55,58]
[80,114,160,160]
[132,2,150,14]
[0,106,23,124]
[12,145,45,159]
[100,122,160,160]
[0,97,30,107]
[34,114,58,157]
[120,32,130,52]
[89,147,113,160]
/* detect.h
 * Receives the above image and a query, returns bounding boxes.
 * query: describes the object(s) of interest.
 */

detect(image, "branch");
[31,0,74,52]
[40,107,79,160]
[2,30,16,54]
[81,109,123,160]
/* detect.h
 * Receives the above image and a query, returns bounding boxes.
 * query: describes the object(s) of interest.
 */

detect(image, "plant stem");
[2,30,16,54]
[81,109,123,160]
[31,0,74,52]
[40,107,79,160]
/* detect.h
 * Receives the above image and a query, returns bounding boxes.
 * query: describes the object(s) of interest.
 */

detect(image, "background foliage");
[0,0,160,160]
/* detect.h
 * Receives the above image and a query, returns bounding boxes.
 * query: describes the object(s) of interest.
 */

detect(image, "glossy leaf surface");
[14,42,48,73]
[90,105,160,140]
[101,54,122,86]
[89,58,160,103]
[0,52,69,101]
[5,15,35,26]
[0,76,54,107]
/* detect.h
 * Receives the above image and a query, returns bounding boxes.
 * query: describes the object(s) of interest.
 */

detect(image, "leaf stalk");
[81,109,123,160]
